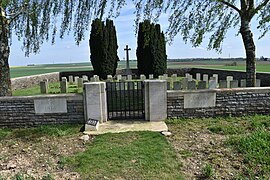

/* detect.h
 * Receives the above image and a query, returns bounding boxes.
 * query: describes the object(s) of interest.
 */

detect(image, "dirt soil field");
[0,134,90,179]
[167,122,243,179]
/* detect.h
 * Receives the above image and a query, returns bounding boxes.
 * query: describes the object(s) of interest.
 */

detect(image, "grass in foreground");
[63,131,183,179]
[166,114,270,178]
[0,124,82,140]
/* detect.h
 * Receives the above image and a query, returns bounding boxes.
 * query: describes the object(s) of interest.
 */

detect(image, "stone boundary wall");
[0,94,84,128]
[167,87,270,119]
[11,72,60,90]
[189,68,270,87]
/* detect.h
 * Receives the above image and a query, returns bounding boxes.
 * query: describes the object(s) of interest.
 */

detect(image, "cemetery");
[0,69,269,128]
[1,1,270,178]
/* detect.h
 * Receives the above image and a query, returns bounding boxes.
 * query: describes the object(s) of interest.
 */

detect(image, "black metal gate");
[106,81,145,120]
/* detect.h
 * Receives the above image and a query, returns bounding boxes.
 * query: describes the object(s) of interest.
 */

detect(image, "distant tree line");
[89,19,167,78]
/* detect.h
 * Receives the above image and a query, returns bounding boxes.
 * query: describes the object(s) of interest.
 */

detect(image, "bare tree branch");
[217,0,241,14]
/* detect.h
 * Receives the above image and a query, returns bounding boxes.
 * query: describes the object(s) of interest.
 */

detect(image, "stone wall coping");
[11,72,60,80]
[0,94,83,101]
[167,87,270,97]
[144,80,167,83]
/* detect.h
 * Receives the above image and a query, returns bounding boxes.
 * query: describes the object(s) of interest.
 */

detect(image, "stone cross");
[124,45,131,70]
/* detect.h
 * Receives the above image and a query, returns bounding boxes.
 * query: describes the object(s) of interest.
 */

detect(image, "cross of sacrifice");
[124,45,131,70]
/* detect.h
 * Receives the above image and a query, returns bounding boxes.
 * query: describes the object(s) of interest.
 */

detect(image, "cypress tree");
[89,19,119,79]
[136,20,167,77]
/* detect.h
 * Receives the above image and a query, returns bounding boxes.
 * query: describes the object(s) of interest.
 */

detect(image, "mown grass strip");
[65,131,183,179]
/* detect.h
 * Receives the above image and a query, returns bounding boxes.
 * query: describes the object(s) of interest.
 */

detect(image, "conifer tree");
[136,20,166,77]
[89,18,119,79]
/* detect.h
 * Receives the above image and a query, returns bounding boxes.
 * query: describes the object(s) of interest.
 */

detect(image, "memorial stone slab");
[198,81,207,89]
[226,76,233,88]
[172,74,177,82]
[60,80,68,93]
[182,78,188,90]
[140,75,146,81]
[219,80,228,88]
[167,81,171,90]
[163,74,168,79]
[187,75,193,81]
[173,82,181,90]
[82,75,89,81]
[213,74,219,84]
[107,75,113,80]
[117,75,122,81]
[61,77,67,82]
[77,78,83,88]
[184,92,216,109]
[127,75,132,81]
[90,77,95,82]
[203,74,209,82]
[240,79,246,87]
[256,79,261,87]
[187,80,196,90]
[94,75,100,82]
[74,76,79,84]
[34,98,67,114]
[40,81,48,94]
[230,80,238,88]
[196,73,201,81]
[209,80,217,89]
[68,76,73,83]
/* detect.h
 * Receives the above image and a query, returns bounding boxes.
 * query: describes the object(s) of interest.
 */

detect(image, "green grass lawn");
[1,115,270,179]
[12,82,83,96]
[64,131,183,179]
[0,126,183,179]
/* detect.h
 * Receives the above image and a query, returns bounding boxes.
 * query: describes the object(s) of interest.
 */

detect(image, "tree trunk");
[0,15,12,96]
[240,19,256,87]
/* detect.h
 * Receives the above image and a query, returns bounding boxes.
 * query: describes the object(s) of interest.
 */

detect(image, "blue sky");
[9,3,270,66]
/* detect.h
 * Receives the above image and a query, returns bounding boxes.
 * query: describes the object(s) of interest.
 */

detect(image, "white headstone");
[209,80,217,89]
[68,76,73,83]
[256,79,261,87]
[196,73,201,81]
[226,76,234,88]
[203,74,209,82]
[127,75,132,81]
[82,75,89,81]
[140,74,146,80]
[117,75,122,81]
[213,74,218,84]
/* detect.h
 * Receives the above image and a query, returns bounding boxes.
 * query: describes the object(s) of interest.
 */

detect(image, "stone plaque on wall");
[34,98,67,114]
[184,92,216,109]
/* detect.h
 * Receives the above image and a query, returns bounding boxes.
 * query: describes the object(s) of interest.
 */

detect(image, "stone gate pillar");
[144,80,167,121]
[84,82,107,131]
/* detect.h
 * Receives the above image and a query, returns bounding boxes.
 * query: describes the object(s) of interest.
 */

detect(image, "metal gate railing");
[106,81,145,120]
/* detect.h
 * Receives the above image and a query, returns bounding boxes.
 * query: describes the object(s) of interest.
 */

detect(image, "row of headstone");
[166,73,261,90]
[40,73,262,93]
